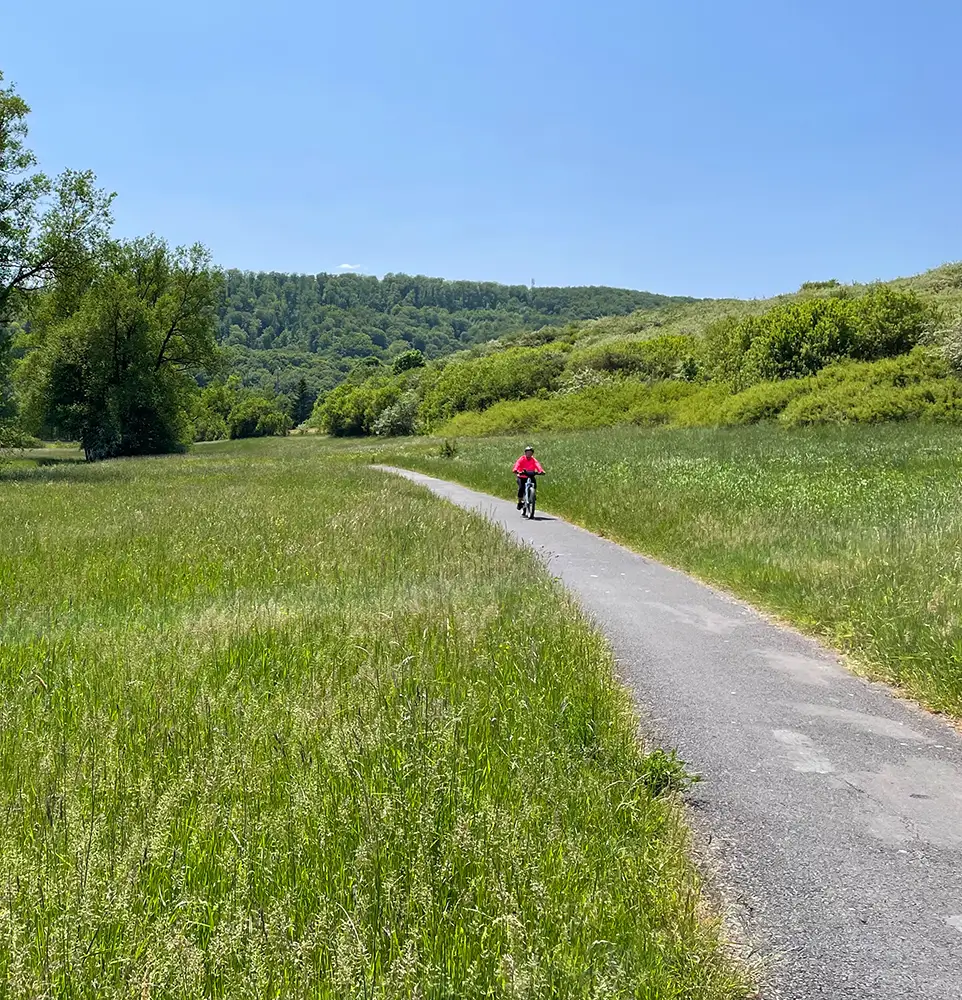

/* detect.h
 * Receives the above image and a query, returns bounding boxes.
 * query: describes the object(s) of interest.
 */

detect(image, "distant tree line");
[218,270,687,356]
[214,272,693,411]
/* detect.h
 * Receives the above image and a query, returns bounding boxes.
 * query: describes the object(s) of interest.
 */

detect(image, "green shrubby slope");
[311,265,962,438]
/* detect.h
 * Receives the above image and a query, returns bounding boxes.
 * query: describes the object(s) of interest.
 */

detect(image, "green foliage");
[312,375,404,436]
[290,376,312,425]
[18,238,221,460]
[439,350,962,435]
[373,390,420,436]
[219,345,341,405]
[227,394,292,438]
[567,333,694,380]
[0,71,113,324]
[702,286,935,389]
[778,350,962,427]
[191,377,238,441]
[717,379,809,424]
[391,347,426,374]
[193,376,293,440]
[317,277,949,441]
[419,345,567,426]
[218,270,689,360]
[660,385,731,427]
[443,382,681,435]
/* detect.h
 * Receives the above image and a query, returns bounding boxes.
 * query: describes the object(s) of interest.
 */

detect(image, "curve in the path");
[376,466,962,1000]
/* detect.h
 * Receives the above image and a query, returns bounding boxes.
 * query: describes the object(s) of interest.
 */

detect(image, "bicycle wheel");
[526,482,536,519]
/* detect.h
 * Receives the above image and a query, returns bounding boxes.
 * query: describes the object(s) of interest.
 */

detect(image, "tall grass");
[0,439,745,998]
[375,424,962,718]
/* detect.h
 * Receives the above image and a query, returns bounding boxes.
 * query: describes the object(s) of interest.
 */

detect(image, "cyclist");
[513,445,545,509]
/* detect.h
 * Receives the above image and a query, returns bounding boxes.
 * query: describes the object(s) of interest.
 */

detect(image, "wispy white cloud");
[337,263,361,271]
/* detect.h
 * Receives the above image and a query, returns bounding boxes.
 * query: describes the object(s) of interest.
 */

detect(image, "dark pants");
[517,476,531,501]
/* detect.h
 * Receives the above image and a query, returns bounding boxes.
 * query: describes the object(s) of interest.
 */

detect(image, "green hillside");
[571,263,962,349]
[215,271,693,404]
[309,262,962,438]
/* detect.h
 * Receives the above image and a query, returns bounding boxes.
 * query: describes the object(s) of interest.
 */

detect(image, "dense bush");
[418,345,567,426]
[441,350,962,435]
[373,391,421,436]
[391,348,426,374]
[227,395,292,438]
[313,376,404,436]
[702,286,935,389]
[718,379,810,425]
[778,350,962,427]
[191,377,292,441]
[567,334,695,381]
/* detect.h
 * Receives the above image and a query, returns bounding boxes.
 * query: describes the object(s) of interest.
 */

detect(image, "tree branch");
[155,268,199,369]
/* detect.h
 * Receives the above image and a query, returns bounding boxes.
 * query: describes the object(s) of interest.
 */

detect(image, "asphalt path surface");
[377,466,962,999]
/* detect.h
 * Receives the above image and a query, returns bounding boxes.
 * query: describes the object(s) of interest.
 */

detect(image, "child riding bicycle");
[513,445,545,509]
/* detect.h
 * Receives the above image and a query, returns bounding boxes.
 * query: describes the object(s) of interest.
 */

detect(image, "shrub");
[227,396,292,438]
[419,345,567,425]
[193,411,229,442]
[313,377,403,436]
[718,379,811,425]
[672,385,732,427]
[391,349,426,374]
[567,334,693,380]
[557,367,616,395]
[850,285,936,360]
[779,385,923,426]
[627,383,702,426]
[778,350,962,427]
[373,391,420,436]
[702,287,935,389]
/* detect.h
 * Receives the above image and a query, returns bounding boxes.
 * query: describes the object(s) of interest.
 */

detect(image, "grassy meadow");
[0,439,746,998]
[375,423,962,718]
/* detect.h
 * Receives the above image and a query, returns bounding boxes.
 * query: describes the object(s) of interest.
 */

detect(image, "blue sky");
[3,0,960,297]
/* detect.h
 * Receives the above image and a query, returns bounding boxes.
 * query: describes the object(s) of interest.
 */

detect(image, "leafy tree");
[192,376,241,441]
[392,348,425,374]
[0,71,112,446]
[18,238,221,459]
[312,376,403,436]
[291,376,312,425]
[373,390,420,436]
[227,395,291,438]
[0,72,112,322]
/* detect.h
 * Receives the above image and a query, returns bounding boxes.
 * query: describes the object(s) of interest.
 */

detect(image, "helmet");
[523,444,534,453]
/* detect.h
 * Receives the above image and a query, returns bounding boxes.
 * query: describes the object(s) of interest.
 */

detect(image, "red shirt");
[513,455,544,474]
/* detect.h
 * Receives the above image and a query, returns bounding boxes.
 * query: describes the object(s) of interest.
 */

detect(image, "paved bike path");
[377,466,962,1000]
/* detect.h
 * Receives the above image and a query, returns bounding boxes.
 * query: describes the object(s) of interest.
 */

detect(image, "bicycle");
[519,470,543,520]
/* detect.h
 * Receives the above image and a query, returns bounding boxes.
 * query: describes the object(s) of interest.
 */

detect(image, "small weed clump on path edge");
[0,438,747,998]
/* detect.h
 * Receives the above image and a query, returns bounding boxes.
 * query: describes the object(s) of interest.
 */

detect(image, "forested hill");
[219,270,691,359]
